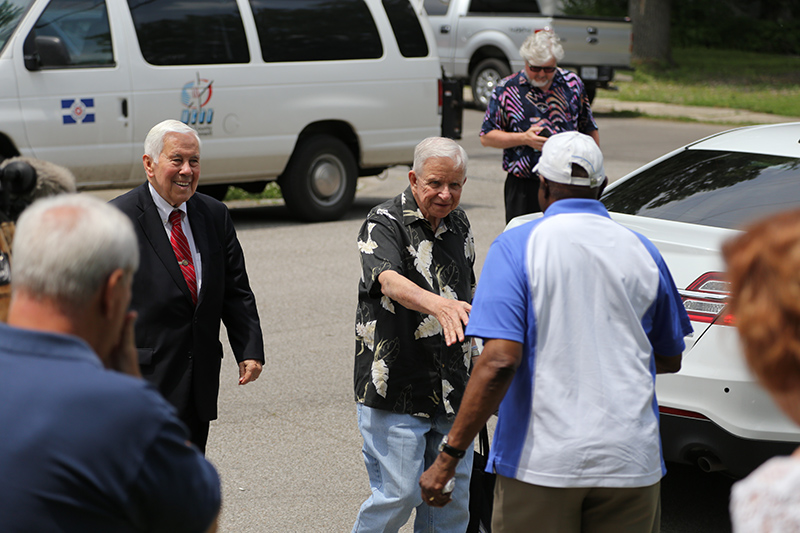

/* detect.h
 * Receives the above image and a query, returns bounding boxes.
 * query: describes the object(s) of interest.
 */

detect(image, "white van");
[0,0,445,220]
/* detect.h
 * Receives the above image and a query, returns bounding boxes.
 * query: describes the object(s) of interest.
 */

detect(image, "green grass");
[599,47,800,117]
[224,181,282,202]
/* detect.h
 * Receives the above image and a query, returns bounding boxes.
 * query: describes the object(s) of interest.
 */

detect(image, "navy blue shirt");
[0,323,221,532]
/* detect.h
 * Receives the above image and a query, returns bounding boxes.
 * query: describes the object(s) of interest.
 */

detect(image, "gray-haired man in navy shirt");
[0,194,220,533]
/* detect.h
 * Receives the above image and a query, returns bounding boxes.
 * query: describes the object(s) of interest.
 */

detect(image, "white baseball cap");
[533,131,605,188]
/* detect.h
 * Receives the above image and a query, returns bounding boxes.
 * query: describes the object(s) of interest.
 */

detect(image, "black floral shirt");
[354,186,476,417]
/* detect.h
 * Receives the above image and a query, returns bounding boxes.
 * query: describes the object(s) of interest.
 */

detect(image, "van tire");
[280,135,357,222]
[470,58,510,111]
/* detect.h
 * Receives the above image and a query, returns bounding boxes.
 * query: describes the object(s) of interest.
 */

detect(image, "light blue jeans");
[352,404,474,533]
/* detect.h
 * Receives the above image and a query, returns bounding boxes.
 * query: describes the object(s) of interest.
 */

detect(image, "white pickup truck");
[423,0,632,109]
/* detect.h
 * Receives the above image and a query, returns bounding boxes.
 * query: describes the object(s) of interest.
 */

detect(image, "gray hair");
[12,194,139,307]
[143,119,201,160]
[520,29,565,65]
[412,137,468,178]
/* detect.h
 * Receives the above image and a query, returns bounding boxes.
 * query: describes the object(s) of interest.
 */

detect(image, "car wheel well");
[468,46,509,75]
[295,121,360,169]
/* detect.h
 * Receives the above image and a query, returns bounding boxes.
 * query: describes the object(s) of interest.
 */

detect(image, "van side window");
[382,0,429,58]
[422,0,448,16]
[28,0,113,68]
[468,0,541,14]
[249,0,382,62]
[127,0,249,65]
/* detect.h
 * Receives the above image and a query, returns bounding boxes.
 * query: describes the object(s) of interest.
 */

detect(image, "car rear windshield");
[602,149,800,230]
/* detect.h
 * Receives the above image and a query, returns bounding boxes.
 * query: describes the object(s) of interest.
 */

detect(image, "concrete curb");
[591,97,800,125]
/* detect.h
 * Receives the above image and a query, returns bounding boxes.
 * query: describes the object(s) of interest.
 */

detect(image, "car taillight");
[680,272,734,326]
[659,406,711,420]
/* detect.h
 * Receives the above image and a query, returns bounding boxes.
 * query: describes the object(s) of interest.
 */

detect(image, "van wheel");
[470,58,510,111]
[279,135,357,222]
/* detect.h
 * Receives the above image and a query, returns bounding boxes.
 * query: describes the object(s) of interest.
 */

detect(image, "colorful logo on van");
[180,75,214,127]
[61,98,95,124]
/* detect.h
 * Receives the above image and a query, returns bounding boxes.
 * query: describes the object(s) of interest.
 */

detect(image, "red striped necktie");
[169,210,197,305]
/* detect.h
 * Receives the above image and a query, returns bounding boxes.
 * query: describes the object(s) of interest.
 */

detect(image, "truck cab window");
[250,0,382,62]
[29,0,113,68]
[127,0,249,65]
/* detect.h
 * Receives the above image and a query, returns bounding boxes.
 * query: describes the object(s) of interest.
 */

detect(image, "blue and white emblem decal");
[62,98,95,124]
[180,73,214,136]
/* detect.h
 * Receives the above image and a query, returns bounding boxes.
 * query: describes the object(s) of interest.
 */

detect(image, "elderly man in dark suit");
[111,119,264,453]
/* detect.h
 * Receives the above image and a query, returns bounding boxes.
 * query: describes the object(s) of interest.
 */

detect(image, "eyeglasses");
[527,64,556,73]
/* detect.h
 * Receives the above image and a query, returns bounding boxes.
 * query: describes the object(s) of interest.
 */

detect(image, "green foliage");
[603,47,800,117]
[672,0,800,55]
[224,182,283,201]
[561,0,800,54]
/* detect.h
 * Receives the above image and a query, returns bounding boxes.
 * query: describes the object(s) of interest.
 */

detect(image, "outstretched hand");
[434,298,472,346]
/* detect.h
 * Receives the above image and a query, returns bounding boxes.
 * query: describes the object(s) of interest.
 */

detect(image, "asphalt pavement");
[87,101,785,532]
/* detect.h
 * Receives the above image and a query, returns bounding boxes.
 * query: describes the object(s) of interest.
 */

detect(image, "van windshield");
[0,0,35,53]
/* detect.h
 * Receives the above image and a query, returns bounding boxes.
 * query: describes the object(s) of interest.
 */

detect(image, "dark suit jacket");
[110,183,264,421]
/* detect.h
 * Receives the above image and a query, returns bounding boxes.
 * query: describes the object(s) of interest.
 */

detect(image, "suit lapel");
[135,184,195,304]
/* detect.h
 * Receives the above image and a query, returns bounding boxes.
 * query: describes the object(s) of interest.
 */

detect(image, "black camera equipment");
[0,160,37,222]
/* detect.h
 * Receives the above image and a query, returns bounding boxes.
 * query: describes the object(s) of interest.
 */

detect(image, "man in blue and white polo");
[420,131,692,532]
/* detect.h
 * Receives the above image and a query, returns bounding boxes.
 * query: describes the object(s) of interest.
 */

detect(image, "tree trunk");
[629,0,672,64]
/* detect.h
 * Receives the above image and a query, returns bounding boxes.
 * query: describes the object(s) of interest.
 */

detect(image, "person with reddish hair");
[724,208,800,532]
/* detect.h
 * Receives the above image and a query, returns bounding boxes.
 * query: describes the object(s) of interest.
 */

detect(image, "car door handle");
[440,25,451,34]
[121,98,128,118]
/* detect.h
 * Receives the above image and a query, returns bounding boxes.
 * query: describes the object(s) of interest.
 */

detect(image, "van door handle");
[440,25,451,34]
[121,98,128,118]
[587,37,599,45]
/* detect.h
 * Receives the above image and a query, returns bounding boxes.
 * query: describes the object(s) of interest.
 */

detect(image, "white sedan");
[507,122,800,478]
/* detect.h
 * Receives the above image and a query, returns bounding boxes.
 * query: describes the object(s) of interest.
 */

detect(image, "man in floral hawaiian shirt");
[480,29,599,223]
[352,137,476,533]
